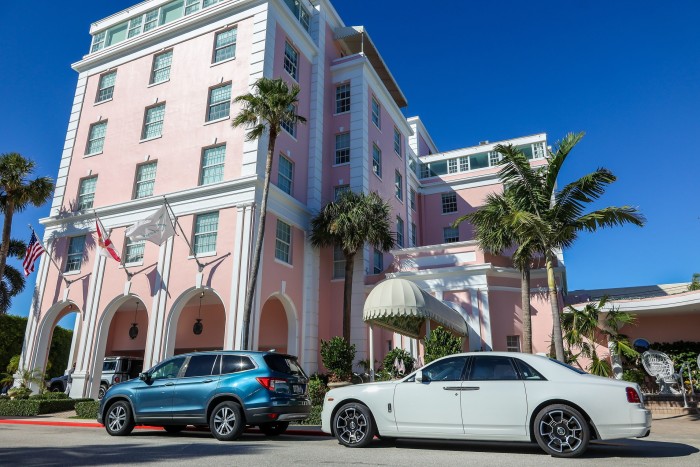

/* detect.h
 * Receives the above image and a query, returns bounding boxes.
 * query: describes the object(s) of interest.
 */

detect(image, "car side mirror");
[139,372,150,382]
[415,370,424,383]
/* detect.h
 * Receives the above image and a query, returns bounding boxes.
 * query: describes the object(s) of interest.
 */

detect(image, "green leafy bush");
[622,369,645,386]
[650,340,700,390]
[75,400,100,420]
[30,392,69,400]
[320,337,356,382]
[296,405,322,425]
[307,375,328,406]
[0,398,88,416]
[7,386,32,399]
[383,348,415,379]
[424,326,463,364]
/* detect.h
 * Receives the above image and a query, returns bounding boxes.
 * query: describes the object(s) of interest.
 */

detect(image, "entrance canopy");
[363,278,468,338]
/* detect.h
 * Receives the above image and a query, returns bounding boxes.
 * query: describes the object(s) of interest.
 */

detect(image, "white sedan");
[321,352,651,458]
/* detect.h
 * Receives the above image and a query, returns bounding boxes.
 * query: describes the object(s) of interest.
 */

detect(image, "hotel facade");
[19,0,565,398]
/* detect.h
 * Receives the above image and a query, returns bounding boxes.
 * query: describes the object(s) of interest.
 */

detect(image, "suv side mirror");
[139,372,150,383]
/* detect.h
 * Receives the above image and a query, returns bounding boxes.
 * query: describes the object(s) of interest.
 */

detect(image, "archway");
[164,288,226,357]
[257,293,298,356]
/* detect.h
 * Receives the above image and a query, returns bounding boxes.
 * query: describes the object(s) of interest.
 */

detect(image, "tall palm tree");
[454,188,537,353]
[232,78,306,350]
[0,239,26,314]
[310,191,395,342]
[496,133,645,362]
[0,153,54,287]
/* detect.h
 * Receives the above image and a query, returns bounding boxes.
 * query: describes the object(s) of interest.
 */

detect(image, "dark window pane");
[263,354,307,377]
[422,356,467,382]
[184,354,218,377]
[469,356,519,381]
[514,359,546,380]
[221,355,255,374]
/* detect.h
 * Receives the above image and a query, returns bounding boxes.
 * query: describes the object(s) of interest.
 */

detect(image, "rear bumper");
[245,401,311,425]
[597,406,652,440]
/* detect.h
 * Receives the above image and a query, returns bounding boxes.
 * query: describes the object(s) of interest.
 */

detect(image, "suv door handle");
[202,379,213,383]
[165,382,175,386]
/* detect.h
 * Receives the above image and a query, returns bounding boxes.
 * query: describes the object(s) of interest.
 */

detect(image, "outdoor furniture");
[641,350,682,395]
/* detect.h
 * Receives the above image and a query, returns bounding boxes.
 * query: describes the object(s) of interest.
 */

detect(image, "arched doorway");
[257,294,298,356]
[164,288,226,357]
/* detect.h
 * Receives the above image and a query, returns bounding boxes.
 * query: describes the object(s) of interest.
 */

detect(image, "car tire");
[209,401,245,441]
[258,421,290,436]
[534,404,590,458]
[98,384,109,400]
[104,401,135,437]
[333,402,375,448]
[163,425,187,434]
[50,385,62,393]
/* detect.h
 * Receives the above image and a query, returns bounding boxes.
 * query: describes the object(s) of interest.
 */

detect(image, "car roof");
[170,350,298,358]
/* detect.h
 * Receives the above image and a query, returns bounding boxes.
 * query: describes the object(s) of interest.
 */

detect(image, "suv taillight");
[114,376,120,383]
[626,387,641,403]
[256,377,290,393]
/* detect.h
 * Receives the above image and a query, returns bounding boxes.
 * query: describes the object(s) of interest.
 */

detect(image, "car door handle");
[202,379,213,383]
[443,386,462,391]
[165,382,175,386]
[462,386,480,391]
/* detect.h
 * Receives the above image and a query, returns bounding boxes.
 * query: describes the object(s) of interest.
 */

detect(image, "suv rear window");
[103,361,117,372]
[185,354,219,377]
[263,354,306,377]
[221,355,255,374]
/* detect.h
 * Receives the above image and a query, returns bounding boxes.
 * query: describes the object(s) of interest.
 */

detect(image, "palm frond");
[543,132,585,196]
[572,206,646,232]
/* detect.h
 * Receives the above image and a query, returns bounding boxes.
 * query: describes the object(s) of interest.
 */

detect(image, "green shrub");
[0,400,41,416]
[30,392,69,400]
[307,376,328,406]
[383,348,415,379]
[622,369,645,386]
[320,337,356,382]
[75,400,100,420]
[296,405,322,425]
[7,387,32,399]
[424,326,463,364]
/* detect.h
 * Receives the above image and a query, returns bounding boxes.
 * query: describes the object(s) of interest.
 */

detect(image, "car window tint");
[263,354,307,377]
[184,355,218,377]
[514,359,546,380]
[150,357,185,380]
[469,356,519,381]
[422,356,467,382]
[548,358,587,374]
[221,355,255,374]
[103,361,116,372]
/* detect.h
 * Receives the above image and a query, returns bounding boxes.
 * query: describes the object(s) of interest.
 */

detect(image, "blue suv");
[97,351,311,440]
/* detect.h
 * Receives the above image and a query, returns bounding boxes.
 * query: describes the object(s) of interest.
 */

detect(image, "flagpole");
[163,197,204,271]
[28,225,73,286]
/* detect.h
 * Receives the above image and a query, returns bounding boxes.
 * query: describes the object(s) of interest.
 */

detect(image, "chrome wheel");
[209,401,244,441]
[104,401,135,436]
[534,404,590,458]
[214,407,236,436]
[334,403,374,447]
[108,405,126,432]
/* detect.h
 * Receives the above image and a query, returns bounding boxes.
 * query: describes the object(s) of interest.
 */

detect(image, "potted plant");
[320,337,355,387]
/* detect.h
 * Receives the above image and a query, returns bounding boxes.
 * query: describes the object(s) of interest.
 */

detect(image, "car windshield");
[263,354,307,377]
[548,358,587,375]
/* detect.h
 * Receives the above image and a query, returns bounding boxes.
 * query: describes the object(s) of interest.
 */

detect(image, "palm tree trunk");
[546,252,565,362]
[241,130,277,350]
[0,201,15,290]
[521,266,532,353]
[342,252,355,343]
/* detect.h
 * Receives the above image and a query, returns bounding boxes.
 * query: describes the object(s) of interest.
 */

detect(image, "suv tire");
[259,421,290,436]
[98,384,109,400]
[105,401,135,436]
[209,401,245,441]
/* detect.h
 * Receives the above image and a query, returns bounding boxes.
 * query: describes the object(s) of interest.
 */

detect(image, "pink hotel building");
[19,0,563,398]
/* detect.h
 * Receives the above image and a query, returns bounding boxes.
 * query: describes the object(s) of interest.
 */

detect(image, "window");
[282,0,311,31]
[150,356,185,380]
[134,162,157,199]
[200,145,225,185]
[335,132,350,165]
[284,41,299,80]
[124,238,145,265]
[396,216,404,248]
[334,185,349,201]
[193,212,219,255]
[514,359,546,380]
[448,159,458,174]
[410,188,416,210]
[221,355,255,374]
[185,0,201,15]
[410,222,417,247]
[278,155,294,195]
[142,103,165,140]
[443,226,459,243]
[506,335,521,352]
[85,121,107,155]
[127,16,143,38]
[468,356,519,381]
[281,105,297,137]
[395,171,403,200]
[336,83,350,113]
[150,50,173,84]
[204,0,223,7]
[275,220,292,264]
[393,127,402,156]
[65,236,86,272]
[421,356,468,382]
[207,83,231,121]
[77,176,97,210]
[488,151,502,167]
[459,156,469,172]
[213,28,237,63]
[373,249,383,274]
[96,72,116,103]
[372,144,382,178]
[371,96,381,128]
[91,31,106,53]
[441,192,457,214]
[184,355,218,378]
[143,10,159,32]
[533,142,546,159]
[333,245,345,279]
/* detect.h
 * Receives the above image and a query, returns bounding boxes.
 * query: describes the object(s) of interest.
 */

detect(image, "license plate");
[292,384,304,394]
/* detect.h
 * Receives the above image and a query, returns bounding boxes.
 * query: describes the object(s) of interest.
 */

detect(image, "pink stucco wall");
[259,298,288,354]
[621,313,700,344]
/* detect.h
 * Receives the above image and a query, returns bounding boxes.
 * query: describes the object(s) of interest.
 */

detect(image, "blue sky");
[2,0,699,328]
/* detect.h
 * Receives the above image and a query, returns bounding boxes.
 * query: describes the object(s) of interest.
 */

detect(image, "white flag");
[125,205,175,246]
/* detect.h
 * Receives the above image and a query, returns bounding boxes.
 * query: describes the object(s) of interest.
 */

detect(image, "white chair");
[641,350,682,395]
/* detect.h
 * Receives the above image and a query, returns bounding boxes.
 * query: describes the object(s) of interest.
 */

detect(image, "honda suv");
[97,351,310,440]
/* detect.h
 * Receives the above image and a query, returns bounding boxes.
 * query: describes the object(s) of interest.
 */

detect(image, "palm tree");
[310,191,395,342]
[688,273,700,291]
[454,188,537,353]
[0,153,54,287]
[0,239,27,314]
[232,78,306,350]
[496,133,645,362]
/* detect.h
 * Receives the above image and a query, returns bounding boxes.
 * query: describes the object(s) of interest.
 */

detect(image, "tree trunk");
[0,200,15,299]
[546,252,565,362]
[241,130,277,350]
[521,266,532,353]
[342,252,355,343]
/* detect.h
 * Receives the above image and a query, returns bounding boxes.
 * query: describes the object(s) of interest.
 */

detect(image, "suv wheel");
[98,384,109,400]
[209,401,245,441]
[105,401,135,436]
[259,421,290,436]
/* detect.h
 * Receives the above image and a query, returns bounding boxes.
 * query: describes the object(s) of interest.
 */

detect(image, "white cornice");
[419,133,547,165]
[390,240,478,256]
[406,116,438,153]
[419,170,503,195]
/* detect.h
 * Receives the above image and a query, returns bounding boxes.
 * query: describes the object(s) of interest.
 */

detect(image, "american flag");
[23,232,45,276]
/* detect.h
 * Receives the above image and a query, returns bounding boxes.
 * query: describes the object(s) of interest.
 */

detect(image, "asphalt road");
[1,417,698,466]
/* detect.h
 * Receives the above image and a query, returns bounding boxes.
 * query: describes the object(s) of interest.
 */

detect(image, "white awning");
[363,278,469,338]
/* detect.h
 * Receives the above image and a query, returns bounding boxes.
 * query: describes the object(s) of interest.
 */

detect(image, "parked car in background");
[99,356,144,399]
[98,351,310,440]
[46,374,69,393]
[321,352,651,458]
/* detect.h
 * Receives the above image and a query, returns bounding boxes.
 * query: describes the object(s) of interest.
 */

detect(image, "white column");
[350,249,367,365]
[231,204,254,350]
[144,235,174,367]
[467,289,482,351]
[478,289,493,351]
[301,233,320,373]
[369,323,375,382]
[608,342,623,380]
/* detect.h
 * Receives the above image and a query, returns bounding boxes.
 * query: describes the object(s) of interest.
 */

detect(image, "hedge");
[75,400,100,420]
[294,405,322,425]
[0,398,95,416]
